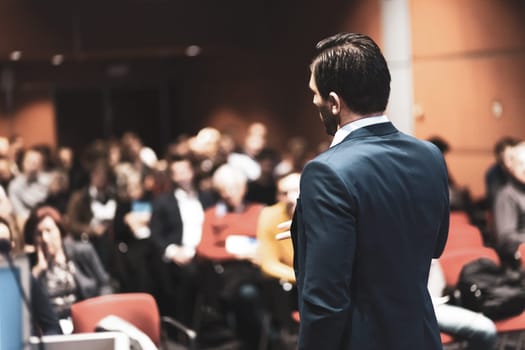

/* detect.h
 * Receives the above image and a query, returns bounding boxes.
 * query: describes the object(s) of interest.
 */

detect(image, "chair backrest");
[70,293,161,346]
[449,211,470,226]
[444,223,484,253]
[440,332,454,345]
[438,247,499,286]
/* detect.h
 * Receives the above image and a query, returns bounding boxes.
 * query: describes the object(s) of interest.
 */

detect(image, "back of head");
[494,136,520,161]
[311,33,391,115]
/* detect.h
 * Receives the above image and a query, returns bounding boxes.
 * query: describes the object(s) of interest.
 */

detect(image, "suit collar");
[339,122,398,144]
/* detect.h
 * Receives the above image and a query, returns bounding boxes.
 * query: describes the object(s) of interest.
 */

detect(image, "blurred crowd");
[0,122,322,349]
[3,120,525,349]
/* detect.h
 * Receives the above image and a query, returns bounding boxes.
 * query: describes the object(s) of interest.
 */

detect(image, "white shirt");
[164,188,204,260]
[88,186,117,223]
[330,115,390,148]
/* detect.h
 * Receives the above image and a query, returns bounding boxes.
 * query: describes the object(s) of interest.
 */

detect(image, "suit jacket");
[62,237,112,299]
[291,122,449,350]
[150,189,215,253]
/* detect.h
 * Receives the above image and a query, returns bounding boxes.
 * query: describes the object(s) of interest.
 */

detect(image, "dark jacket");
[62,237,112,299]
[291,122,449,350]
[150,189,214,252]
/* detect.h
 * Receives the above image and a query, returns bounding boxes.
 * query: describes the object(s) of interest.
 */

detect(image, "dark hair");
[427,136,450,155]
[23,206,67,246]
[311,33,391,115]
[494,137,520,157]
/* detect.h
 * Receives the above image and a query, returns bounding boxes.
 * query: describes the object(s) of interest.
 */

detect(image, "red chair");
[518,244,525,269]
[440,332,454,344]
[438,248,499,286]
[450,212,470,226]
[71,293,196,349]
[494,309,525,349]
[444,224,484,253]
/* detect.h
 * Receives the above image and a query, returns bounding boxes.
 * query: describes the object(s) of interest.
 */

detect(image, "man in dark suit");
[150,156,214,324]
[291,33,450,349]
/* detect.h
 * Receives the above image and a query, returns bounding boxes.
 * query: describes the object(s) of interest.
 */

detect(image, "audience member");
[245,148,279,205]
[56,146,87,192]
[428,259,497,350]
[494,142,525,260]
[190,127,227,191]
[256,172,300,337]
[8,148,51,221]
[196,164,264,349]
[0,157,14,191]
[227,122,267,181]
[256,172,299,283]
[274,137,309,177]
[428,136,473,213]
[66,161,117,270]
[24,206,112,327]
[8,134,25,174]
[44,170,71,214]
[150,156,214,323]
[485,137,520,208]
[0,216,62,336]
[113,170,170,303]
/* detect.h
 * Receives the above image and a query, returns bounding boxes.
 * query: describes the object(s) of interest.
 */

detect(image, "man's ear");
[328,92,341,115]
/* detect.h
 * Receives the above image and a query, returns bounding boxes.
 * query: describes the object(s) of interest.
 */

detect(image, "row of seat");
[440,211,525,348]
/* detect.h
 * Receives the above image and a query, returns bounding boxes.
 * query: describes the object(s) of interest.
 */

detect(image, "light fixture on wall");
[9,51,22,61]
[51,54,64,66]
[491,99,503,119]
[185,45,202,57]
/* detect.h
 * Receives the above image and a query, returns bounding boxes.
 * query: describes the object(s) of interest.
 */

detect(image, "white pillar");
[380,0,414,135]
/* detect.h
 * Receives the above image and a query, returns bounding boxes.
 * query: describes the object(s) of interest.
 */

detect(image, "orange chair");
[450,212,470,226]
[440,332,454,344]
[444,224,485,253]
[71,293,196,349]
[438,247,500,286]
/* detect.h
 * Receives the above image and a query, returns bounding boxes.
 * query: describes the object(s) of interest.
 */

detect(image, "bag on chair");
[456,258,525,320]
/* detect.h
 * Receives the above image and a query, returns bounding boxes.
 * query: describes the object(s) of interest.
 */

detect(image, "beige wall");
[411,0,525,198]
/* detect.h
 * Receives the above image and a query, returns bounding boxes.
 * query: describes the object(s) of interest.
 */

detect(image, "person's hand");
[125,212,151,229]
[169,245,193,265]
[32,245,48,278]
[92,223,107,236]
[171,254,192,266]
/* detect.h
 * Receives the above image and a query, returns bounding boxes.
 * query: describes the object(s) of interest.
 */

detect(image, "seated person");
[196,164,264,349]
[24,206,112,325]
[256,172,300,336]
[485,137,519,208]
[0,216,62,335]
[149,155,215,324]
[494,142,525,262]
[429,259,496,350]
[257,172,300,283]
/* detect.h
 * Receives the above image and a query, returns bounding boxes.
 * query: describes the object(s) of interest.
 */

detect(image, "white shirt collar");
[330,115,390,148]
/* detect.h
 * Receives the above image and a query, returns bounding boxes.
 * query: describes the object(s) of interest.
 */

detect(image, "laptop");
[0,254,31,350]
[29,332,130,350]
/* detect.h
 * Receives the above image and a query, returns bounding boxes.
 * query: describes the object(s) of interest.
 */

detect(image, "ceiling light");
[51,54,64,66]
[185,45,202,57]
[9,51,22,61]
